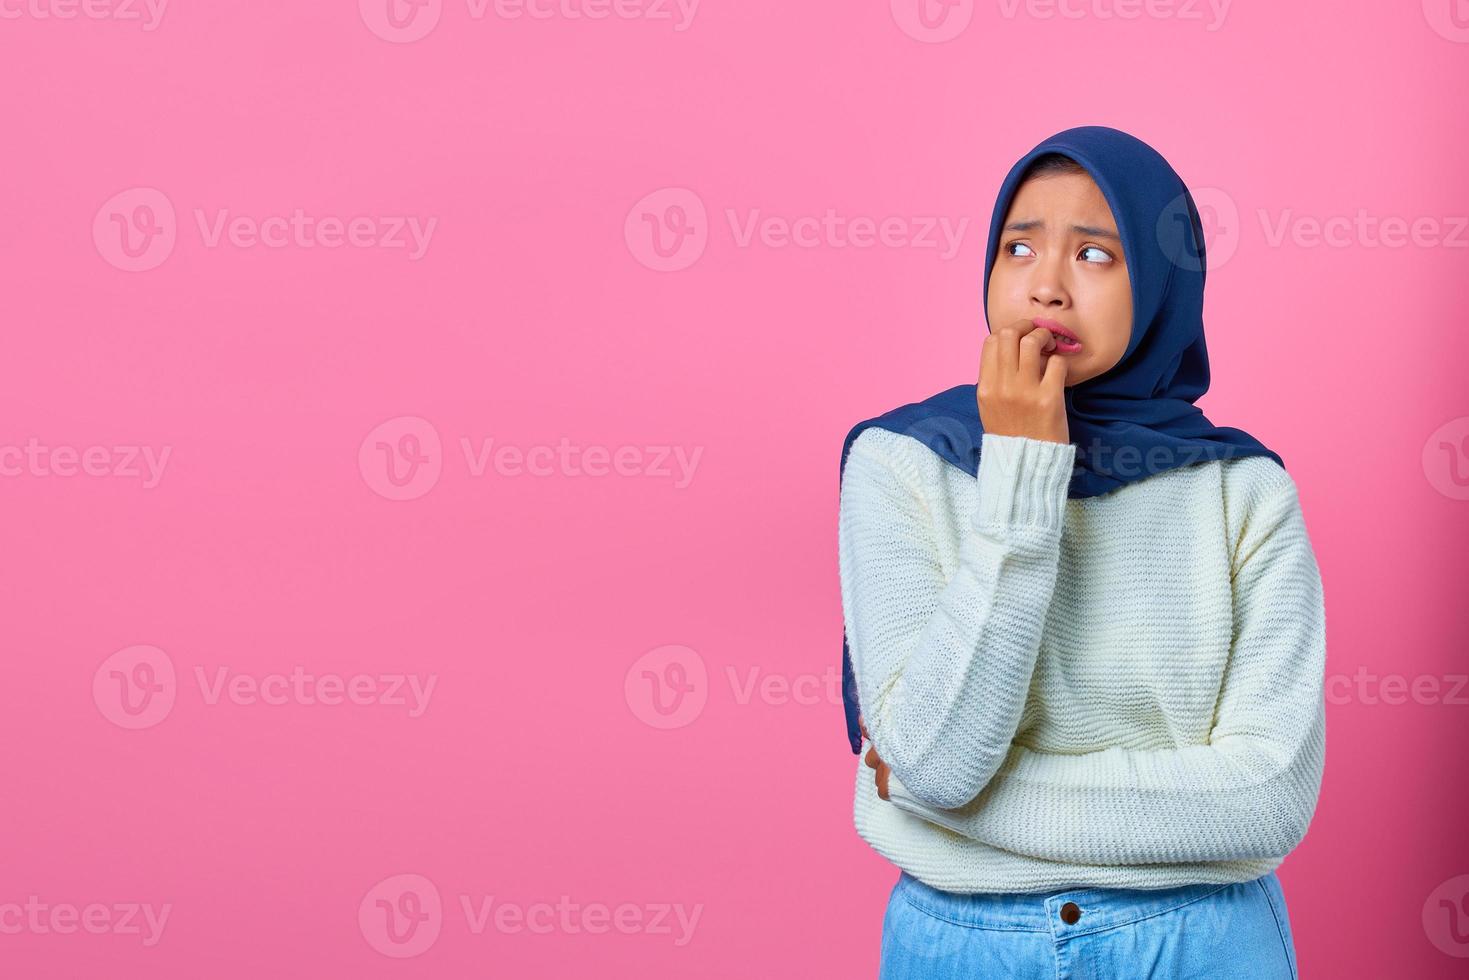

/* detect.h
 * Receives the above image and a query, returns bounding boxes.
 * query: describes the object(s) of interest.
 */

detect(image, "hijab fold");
[839,125,1283,755]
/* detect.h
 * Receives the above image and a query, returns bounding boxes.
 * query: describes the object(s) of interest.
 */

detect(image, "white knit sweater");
[839,426,1326,894]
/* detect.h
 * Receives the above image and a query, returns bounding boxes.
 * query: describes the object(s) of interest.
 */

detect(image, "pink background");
[2,1,1467,976]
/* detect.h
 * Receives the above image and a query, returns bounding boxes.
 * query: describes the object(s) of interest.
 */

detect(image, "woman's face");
[985,170,1133,386]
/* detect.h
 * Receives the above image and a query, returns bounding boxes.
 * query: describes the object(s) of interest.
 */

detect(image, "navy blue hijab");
[838,125,1284,755]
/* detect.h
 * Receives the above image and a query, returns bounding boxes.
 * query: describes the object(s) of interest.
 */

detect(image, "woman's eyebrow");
[1004,219,1121,242]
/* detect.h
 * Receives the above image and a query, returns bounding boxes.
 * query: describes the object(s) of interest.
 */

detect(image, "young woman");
[836,126,1325,978]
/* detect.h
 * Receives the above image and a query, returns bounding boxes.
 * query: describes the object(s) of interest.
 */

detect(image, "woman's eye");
[1079,245,1111,263]
[1005,241,1035,257]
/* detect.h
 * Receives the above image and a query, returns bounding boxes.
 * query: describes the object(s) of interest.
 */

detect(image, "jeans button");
[1060,901,1081,924]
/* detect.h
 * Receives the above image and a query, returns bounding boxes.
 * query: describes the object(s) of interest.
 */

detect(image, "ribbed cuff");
[971,433,1076,533]
[885,773,969,828]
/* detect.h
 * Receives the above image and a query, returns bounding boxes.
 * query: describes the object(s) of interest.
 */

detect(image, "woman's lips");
[1031,317,1083,353]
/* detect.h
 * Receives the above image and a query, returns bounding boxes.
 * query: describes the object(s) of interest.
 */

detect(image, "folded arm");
[839,429,1075,809]
[885,476,1328,864]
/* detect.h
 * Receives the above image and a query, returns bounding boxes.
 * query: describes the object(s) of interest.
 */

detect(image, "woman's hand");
[977,318,1070,445]
[858,713,890,801]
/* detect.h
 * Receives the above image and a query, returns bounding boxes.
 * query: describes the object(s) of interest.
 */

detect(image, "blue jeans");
[879,869,1298,979]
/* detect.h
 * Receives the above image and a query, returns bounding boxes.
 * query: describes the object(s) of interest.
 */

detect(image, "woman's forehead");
[1004,173,1116,226]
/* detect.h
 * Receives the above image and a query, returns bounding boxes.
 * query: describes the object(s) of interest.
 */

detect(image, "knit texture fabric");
[839,427,1327,894]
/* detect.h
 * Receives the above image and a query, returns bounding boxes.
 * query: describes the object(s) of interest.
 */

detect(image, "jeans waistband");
[895,870,1273,937]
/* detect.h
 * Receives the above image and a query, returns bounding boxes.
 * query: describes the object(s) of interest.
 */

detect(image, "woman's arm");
[884,476,1327,864]
[839,427,1075,809]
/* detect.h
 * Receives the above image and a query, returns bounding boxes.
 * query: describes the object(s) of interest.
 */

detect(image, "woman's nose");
[1029,254,1070,307]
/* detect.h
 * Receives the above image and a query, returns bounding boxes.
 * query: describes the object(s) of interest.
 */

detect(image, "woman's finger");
[995,322,1023,378]
[1018,326,1054,383]
[978,334,995,389]
[1042,343,1069,391]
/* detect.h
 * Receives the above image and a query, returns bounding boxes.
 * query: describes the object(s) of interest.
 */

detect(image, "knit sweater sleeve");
[838,428,1076,810]
[885,472,1328,864]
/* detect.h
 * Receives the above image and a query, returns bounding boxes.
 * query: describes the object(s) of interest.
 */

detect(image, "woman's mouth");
[1031,317,1083,354]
